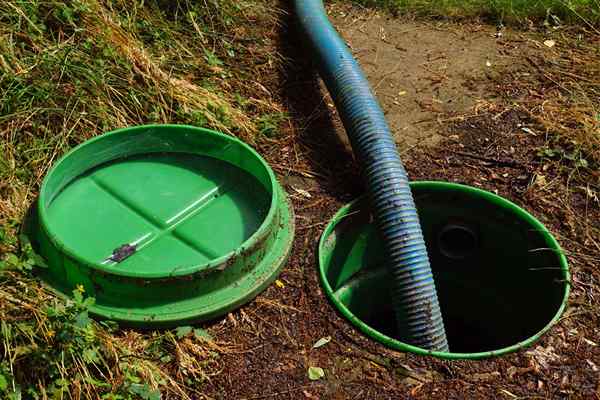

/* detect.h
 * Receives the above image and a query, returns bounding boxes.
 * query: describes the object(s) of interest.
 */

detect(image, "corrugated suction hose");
[295,0,449,351]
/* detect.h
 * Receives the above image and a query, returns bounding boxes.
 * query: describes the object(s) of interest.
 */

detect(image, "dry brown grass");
[519,33,600,167]
[85,0,255,138]
[0,267,246,399]
[0,0,282,228]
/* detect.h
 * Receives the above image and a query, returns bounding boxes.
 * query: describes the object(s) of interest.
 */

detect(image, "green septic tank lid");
[318,181,570,359]
[30,124,294,327]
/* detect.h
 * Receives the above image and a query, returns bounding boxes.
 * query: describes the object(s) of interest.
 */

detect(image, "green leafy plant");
[258,112,288,137]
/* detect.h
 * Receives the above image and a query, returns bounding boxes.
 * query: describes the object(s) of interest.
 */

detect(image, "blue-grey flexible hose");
[294,0,449,351]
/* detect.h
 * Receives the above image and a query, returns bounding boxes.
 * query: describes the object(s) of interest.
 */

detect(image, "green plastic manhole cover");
[29,124,294,326]
[318,181,569,359]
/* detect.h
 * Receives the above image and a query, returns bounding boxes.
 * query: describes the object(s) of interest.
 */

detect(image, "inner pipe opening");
[437,222,478,260]
[320,183,569,358]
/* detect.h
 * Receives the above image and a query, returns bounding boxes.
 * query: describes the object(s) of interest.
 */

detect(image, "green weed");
[258,112,288,137]
[0,253,226,398]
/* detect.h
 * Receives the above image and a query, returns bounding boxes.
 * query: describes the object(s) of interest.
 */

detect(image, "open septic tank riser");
[318,182,570,360]
[28,125,569,358]
[29,125,295,327]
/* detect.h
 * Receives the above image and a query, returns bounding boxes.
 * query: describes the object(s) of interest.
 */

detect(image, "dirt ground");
[330,4,511,151]
[198,4,600,399]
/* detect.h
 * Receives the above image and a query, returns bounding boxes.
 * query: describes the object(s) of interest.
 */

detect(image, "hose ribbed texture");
[295,0,448,351]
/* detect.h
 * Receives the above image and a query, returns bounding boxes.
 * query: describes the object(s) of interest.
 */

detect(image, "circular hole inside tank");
[437,222,478,260]
[319,182,569,358]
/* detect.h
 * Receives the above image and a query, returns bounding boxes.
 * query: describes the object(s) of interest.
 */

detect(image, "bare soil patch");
[329,4,515,151]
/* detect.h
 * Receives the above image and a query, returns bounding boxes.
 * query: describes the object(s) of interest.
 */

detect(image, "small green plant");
[537,145,591,169]
[258,112,288,137]
[204,49,224,67]
[0,266,172,398]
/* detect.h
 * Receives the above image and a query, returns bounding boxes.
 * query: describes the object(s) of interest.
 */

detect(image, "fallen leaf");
[533,174,547,188]
[312,336,332,349]
[543,39,556,48]
[398,90,407,96]
[308,366,325,381]
[586,359,599,372]
[292,186,312,198]
[275,279,285,288]
[302,390,319,399]
[526,345,561,370]
[471,371,501,382]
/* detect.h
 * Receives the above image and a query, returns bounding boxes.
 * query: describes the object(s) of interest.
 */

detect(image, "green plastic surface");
[32,124,295,326]
[318,182,570,359]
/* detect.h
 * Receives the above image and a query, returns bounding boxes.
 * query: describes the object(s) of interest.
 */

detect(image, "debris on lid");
[108,243,137,263]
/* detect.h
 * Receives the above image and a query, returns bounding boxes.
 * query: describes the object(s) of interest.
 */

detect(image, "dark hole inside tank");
[364,304,505,353]
[326,192,567,354]
[437,223,478,260]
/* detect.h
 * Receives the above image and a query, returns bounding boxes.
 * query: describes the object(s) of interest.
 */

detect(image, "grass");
[1,261,232,399]
[519,37,600,171]
[0,0,284,225]
[0,0,282,398]
[354,0,600,25]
